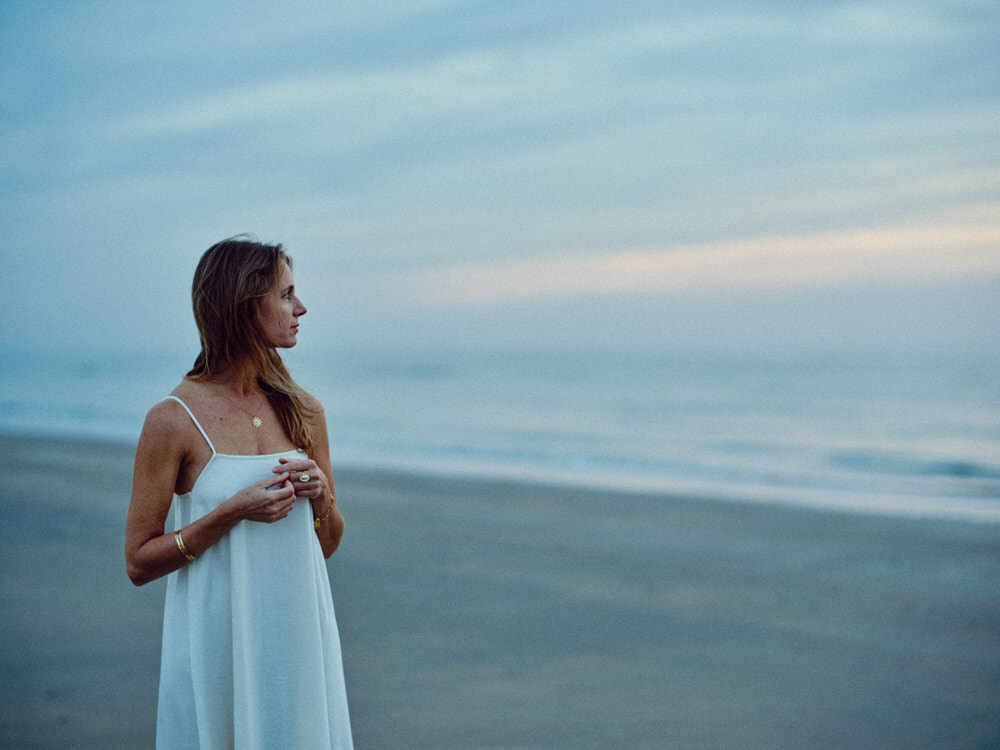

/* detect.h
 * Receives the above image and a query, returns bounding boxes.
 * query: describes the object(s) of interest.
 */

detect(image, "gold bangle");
[313,496,335,530]
[174,531,196,562]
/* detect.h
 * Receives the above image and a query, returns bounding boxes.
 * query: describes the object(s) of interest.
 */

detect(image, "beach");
[1,434,998,749]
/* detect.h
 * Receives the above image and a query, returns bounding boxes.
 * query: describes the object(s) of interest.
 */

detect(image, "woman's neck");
[210,361,263,399]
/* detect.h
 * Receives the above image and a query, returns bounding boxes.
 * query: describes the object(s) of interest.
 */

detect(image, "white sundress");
[156,396,353,749]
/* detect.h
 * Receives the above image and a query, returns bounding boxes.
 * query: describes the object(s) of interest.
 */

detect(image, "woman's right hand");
[227,471,297,523]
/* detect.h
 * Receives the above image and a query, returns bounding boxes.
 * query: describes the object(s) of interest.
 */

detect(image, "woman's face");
[257,262,307,348]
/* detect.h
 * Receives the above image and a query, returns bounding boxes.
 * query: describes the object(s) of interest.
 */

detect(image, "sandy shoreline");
[1,434,998,749]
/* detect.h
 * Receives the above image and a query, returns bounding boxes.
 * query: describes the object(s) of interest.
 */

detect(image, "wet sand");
[1,434,998,749]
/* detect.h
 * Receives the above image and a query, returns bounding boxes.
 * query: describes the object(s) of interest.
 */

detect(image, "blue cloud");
[0,1,997,353]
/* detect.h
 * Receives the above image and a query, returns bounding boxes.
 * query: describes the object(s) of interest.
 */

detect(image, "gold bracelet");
[174,531,196,562]
[313,495,335,530]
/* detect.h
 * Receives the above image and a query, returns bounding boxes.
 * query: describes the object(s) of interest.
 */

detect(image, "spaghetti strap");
[164,395,216,454]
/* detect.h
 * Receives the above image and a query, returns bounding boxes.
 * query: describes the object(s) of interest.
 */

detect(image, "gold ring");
[299,473,310,483]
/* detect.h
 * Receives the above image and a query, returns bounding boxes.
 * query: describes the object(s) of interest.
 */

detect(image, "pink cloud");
[411,215,1000,305]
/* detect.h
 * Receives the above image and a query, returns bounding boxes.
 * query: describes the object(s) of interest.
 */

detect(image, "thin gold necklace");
[224,391,266,428]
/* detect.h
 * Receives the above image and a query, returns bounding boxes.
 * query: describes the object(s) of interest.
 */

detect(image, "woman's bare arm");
[125,400,297,585]
[308,401,346,558]
[274,397,345,559]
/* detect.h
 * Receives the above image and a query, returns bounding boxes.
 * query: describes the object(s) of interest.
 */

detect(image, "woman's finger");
[264,481,295,501]
[273,459,315,476]
[264,471,290,486]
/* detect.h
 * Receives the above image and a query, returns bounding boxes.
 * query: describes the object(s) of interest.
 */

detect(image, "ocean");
[2,344,998,523]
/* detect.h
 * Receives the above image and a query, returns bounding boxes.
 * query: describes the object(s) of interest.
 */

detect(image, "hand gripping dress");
[156,396,353,749]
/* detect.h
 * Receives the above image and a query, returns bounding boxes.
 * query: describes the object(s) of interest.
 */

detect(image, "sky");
[1,0,998,358]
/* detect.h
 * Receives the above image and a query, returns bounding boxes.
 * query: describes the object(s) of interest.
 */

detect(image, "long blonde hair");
[187,235,314,456]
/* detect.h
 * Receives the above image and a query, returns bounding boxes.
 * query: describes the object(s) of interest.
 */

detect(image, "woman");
[125,236,353,749]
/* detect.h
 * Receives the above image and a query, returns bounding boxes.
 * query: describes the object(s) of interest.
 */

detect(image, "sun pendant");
[251,416,263,428]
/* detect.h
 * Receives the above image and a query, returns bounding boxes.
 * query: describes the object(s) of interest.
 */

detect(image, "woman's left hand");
[273,456,326,501]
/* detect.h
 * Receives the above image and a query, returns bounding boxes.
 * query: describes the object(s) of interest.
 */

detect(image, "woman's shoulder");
[169,377,210,400]
[299,390,326,431]
[143,380,204,432]
[137,393,198,460]
[301,389,324,413]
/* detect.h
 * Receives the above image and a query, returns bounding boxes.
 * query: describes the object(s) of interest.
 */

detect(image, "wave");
[830,451,1000,482]
[3,344,999,523]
